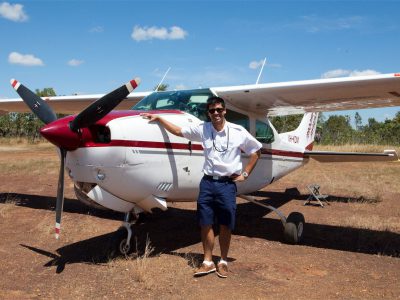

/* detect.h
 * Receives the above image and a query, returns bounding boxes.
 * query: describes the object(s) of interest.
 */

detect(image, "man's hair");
[206,96,225,110]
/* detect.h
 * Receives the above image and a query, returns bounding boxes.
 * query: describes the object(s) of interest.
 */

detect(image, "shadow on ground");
[8,189,399,273]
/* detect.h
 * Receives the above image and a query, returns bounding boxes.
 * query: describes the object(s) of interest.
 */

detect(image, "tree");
[354,112,362,130]
[35,87,56,97]
[320,115,353,145]
[270,114,303,133]
[153,83,169,91]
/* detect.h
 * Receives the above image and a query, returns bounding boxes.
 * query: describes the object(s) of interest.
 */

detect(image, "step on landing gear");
[238,195,305,244]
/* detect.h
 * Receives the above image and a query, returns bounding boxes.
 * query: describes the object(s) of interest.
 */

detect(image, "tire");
[283,212,305,244]
[109,227,135,258]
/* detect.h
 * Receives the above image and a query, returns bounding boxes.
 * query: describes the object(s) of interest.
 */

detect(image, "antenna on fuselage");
[255,57,267,84]
[155,67,171,91]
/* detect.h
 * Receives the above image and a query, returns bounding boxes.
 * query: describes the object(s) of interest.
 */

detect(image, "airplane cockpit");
[132,88,274,144]
[131,88,213,121]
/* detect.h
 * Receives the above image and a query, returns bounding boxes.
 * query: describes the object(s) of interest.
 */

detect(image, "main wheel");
[109,227,135,257]
[283,212,305,244]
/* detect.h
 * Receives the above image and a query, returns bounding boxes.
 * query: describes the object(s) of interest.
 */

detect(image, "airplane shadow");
[3,191,398,273]
[0,192,124,221]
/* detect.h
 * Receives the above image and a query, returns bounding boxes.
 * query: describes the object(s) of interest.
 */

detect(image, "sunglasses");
[208,108,225,114]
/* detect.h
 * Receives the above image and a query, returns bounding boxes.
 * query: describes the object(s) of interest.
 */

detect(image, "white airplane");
[1,73,399,256]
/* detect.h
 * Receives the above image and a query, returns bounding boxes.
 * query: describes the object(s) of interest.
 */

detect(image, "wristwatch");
[242,171,249,179]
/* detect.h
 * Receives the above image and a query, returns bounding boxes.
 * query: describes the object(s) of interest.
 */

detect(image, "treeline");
[271,111,400,145]
[0,111,399,145]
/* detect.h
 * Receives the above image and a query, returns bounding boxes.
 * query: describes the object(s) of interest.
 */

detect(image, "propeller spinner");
[10,78,141,238]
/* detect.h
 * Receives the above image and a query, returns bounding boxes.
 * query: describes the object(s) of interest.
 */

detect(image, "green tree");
[153,83,169,91]
[35,87,56,97]
[270,114,303,133]
[320,115,354,145]
[354,112,362,130]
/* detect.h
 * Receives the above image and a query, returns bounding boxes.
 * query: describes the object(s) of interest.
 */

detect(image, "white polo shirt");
[181,121,262,176]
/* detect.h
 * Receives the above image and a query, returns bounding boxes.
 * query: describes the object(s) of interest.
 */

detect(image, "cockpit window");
[256,120,274,144]
[132,89,214,121]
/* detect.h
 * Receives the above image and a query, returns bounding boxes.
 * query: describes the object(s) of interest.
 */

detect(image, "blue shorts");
[197,176,237,230]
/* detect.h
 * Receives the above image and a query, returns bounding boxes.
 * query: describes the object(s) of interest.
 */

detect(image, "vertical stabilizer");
[279,112,319,150]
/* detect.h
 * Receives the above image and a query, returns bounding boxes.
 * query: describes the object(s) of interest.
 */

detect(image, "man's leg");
[201,225,215,261]
[218,224,231,261]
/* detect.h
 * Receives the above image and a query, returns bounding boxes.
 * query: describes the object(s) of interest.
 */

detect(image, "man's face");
[207,103,226,124]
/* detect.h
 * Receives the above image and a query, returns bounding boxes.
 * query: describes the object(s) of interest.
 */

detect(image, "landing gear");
[109,212,137,257]
[283,212,305,244]
[238,195,305,245]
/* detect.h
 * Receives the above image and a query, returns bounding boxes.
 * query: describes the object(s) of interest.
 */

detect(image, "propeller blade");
[55,149,66,239]
[10,79,57,125]
[70,78,140,132]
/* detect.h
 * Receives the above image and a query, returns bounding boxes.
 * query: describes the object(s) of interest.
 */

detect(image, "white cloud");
[299,15,365,33]
[215,47,224,52]
[175,84,187,90]
[131,25,187,41]
[68,59,84,66]
[321,69,380,78]
[249,59,265,69]
[89,26,104,33]
[8,52,44,66]
[348,69,380,77]
[0,2,28,22]
[321,69,350,78]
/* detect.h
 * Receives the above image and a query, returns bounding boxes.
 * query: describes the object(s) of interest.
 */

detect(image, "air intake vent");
[156,182,173,192]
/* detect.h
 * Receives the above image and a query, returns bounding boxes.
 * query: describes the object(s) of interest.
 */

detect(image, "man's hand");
[140,113,159,122]
[139,113,184,137]
[231,174,246,182]
[232,174,246,182]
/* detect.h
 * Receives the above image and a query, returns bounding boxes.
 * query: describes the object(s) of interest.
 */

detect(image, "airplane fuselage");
[62,109,307,213]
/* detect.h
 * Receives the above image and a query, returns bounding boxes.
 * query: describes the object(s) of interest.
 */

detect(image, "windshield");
[132,89,214,121]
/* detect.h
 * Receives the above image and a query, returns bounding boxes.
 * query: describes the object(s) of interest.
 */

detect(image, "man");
[141,96,261,278]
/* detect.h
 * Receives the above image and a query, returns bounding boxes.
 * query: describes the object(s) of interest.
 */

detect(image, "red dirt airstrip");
[0,143,399,299]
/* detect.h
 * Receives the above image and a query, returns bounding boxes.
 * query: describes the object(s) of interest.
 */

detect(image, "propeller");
[55,149,66,239]
[10,79,57,124]
[69,78,140,132]
[10,77,141,239]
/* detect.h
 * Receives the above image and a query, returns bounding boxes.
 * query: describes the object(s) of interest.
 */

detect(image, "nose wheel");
[109,212,137,257]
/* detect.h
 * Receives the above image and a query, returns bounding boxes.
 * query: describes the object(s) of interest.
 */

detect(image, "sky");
[1,0,399,125]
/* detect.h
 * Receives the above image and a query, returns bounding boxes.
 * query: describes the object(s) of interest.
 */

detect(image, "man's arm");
[233,150,261,182]
[141,113,184,137]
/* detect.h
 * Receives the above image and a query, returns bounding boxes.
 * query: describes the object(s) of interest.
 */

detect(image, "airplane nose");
[40,116,81,150]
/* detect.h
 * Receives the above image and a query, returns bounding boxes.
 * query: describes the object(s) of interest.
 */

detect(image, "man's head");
[206,96,225,111]
[206,96,226,126]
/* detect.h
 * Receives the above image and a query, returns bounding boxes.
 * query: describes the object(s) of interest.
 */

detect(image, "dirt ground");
[0,143,399,299]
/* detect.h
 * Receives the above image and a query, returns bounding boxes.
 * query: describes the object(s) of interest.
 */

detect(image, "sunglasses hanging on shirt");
[211,127,229,152]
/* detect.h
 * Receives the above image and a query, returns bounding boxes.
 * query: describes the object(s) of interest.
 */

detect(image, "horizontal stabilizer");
[304,149,398,162]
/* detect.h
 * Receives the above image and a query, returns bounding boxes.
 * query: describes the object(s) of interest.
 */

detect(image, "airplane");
[1,72,399,256]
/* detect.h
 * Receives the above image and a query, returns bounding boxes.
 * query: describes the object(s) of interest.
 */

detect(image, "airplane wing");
[0,91,151,115]
[304,149,399,162]
[212,73,400,116]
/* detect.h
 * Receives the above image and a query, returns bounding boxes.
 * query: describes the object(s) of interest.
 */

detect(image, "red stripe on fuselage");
[81,140,304,158]
[11,80,18,88]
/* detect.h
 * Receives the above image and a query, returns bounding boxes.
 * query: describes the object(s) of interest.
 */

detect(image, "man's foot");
[216,262,228,278]
[194,262,216,277]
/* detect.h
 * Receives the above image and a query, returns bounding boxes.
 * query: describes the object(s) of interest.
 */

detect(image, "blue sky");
[1,0,399,125]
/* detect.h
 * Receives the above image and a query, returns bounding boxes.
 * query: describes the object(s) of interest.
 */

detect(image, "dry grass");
[0,137,51,147]
[0,159,58,175]
[314,143,400,154]
[106,236,156,289]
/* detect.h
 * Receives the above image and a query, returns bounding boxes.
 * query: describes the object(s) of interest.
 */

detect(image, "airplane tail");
[279,112,319,150]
